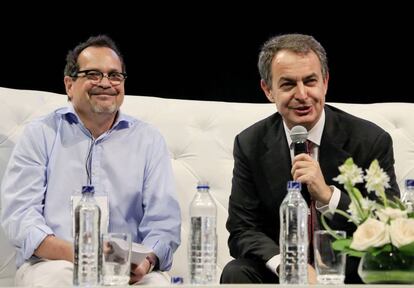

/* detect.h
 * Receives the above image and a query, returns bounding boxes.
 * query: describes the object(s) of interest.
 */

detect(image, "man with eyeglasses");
[1,35,181,286]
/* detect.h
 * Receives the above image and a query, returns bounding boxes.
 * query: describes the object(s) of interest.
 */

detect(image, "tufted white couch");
[1,86,414,286]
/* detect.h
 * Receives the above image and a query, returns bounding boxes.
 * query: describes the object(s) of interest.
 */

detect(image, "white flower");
[347,201,361,224]
[389,218,414,248]
[328,157,414,256]
[376,207,408,223]
[333,158,363,186]
[360,197,376,211]
[350,218,390,251]
[347,198,375,224]
[364,160,390,197]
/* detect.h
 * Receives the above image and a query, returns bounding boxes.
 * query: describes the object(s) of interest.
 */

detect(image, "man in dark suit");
[220,33,400,284]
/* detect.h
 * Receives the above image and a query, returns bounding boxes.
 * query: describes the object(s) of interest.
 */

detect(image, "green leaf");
[399,241,414,254]
[387,200,400,209]
[346,250,365,258]
[367,244,393,256]
[344,157,354,165]
[331,238,365,258]
[332,238,352,251]
[390,196,406,210]
[352,186,364,201]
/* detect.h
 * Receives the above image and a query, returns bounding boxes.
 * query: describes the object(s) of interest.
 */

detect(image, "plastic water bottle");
[279,181,309,284]
[73,186,102,286]
[403,179,414,212]
[188,182,217,284]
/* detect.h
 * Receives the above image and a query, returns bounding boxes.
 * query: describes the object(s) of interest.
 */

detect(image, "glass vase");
[358,250,414,284]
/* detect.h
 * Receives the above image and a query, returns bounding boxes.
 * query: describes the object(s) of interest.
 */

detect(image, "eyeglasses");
[73,69,127,85]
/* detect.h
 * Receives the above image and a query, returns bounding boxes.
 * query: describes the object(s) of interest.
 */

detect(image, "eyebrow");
[278,72,319,84]
[79,68,122,73]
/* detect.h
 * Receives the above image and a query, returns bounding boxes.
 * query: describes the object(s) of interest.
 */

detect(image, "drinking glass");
[102,232,131,286]
[313,230,346,284]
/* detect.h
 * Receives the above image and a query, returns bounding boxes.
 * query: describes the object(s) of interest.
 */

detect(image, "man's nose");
[295,82,307,99]
[97,75,112,87]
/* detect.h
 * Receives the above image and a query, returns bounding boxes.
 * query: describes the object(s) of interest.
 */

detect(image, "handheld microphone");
[290,125,309,156]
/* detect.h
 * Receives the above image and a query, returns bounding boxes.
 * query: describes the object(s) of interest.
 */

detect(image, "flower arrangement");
[322,157,414,258]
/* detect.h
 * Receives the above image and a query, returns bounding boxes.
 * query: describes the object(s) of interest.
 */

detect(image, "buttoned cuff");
[266,254,281,275]
[315,185,341,220]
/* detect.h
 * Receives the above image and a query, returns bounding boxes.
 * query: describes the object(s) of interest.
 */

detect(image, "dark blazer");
[226,105,400,283]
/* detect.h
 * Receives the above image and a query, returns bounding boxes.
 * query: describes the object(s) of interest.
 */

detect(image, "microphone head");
[290,125,308,143]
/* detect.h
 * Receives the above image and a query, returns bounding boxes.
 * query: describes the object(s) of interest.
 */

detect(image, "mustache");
[89,88,118,96]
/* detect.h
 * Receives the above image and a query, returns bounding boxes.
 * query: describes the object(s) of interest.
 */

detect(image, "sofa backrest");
[1,87,414,283]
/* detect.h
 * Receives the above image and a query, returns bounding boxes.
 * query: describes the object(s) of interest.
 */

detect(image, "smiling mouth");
[89,88,118,97]
[291,105,310,110]
[291,106,312,114]
[89,93,118,101]
[91,93,117,97]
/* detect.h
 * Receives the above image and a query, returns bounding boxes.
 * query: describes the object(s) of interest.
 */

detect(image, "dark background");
[1,6,411,104]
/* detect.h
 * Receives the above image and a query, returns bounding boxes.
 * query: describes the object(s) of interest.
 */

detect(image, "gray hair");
[258,33,328,88]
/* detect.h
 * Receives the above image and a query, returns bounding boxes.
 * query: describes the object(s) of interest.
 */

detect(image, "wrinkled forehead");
[78,46,122,71]
[272,50,323,80]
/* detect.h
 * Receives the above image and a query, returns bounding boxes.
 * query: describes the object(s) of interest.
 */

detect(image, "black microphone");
[290,125,309,156]
[290,125,312,205]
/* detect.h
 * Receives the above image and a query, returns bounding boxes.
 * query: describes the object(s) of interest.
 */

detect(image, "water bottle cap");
[406,179,414,188]
[287,181,301,190]
[196,182,209,189]
[170,276,184,284]
[81,185,95,194]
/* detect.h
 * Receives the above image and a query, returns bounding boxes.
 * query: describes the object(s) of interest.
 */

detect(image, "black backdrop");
[1,6,411,104]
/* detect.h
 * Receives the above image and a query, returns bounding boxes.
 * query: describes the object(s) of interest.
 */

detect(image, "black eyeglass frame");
[72,69,128,84]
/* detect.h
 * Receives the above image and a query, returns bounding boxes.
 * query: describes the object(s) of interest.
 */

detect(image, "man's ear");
[323,72,329,95]
[260,79,274,103]
[64,76,73,101]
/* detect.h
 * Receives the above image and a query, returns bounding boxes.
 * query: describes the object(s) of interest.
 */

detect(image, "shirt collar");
[283,108,325,147]
[55,104,133,129]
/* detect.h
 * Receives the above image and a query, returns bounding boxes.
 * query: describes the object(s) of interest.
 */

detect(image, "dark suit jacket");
[226,105,400,283]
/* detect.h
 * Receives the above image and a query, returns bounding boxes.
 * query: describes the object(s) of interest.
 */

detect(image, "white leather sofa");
[1,86,414,286]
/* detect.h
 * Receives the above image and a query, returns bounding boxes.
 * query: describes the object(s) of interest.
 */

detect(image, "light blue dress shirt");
[1,105,181,270]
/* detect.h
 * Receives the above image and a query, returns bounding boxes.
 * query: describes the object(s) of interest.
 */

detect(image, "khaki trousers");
[16,259,170,286]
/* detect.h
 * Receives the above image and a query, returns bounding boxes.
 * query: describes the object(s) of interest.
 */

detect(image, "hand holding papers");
[107,236,153,265]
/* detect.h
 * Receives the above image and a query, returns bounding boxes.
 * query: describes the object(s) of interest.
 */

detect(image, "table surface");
[162,284,414,288]
[4,285,411,288]
[172,284,404,288]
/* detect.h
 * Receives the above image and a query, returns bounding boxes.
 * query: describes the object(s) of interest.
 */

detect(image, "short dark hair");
[64,35,126,77]
[258,33,328,88]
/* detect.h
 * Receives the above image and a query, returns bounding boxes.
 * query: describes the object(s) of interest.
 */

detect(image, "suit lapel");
[319,106,352,185]
[261,115,292,203]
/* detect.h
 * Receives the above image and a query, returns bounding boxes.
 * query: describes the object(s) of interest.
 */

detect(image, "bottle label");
[71,195,109,237]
